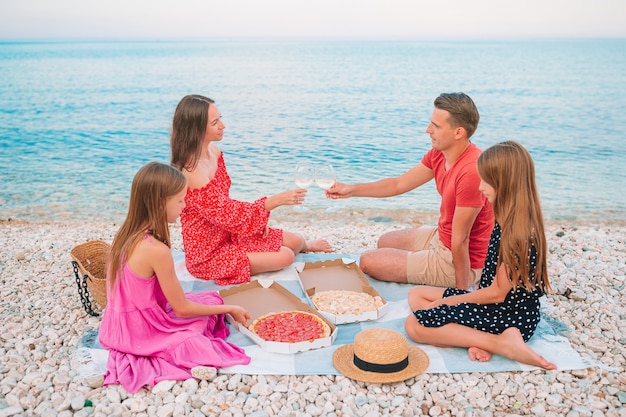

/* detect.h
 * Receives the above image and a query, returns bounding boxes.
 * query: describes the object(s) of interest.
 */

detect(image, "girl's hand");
[229,306,251,325]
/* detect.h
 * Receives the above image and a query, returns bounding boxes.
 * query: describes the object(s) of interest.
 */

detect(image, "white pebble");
[250,382,273,396]
[531,403,546,416]
[156,403,175,417]
[69,395,85,411]
[0,406,25,417]
[152,380,177,393]
[122,397,148,412]
[106,389,121,403]
[191,366,217,381]
[182,378,199,393]
[584,339,608,352]
[428,405,442,416]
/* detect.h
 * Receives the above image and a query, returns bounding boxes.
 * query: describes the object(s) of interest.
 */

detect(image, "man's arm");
[328,163,434,199]
[450,206,482,290]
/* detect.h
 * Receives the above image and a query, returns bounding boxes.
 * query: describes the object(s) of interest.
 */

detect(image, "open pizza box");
[295,257,389,324]
[219,279,337,354]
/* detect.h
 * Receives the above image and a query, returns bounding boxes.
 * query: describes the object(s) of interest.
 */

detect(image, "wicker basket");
[70,240,110,311]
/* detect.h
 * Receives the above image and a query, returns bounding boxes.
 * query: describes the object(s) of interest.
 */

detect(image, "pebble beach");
[1,208,625,417]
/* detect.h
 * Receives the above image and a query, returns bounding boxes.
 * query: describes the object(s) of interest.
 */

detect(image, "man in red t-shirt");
[327,93,494,290]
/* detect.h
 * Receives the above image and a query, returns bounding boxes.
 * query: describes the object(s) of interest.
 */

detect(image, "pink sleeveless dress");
[98,263,250,393]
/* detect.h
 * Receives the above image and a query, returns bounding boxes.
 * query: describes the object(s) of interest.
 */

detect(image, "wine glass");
[293,161,315,212]
[315,163,340,213]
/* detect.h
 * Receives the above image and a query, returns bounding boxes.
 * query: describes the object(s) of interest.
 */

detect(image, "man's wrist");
[455,275,469,290]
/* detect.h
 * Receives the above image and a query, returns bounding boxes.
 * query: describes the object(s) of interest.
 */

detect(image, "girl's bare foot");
[468,346,492,362]
[305,239,334,253]
[499,328,557,370]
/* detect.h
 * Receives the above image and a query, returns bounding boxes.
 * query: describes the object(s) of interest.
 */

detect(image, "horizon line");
[1,35,625,44]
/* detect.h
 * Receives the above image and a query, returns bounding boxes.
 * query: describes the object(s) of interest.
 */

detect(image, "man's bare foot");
[468,346,492,362]
[499,328,557,370]
[304,239,334,253]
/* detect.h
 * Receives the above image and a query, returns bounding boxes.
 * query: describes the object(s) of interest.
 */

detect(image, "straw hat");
[332,328,429,383]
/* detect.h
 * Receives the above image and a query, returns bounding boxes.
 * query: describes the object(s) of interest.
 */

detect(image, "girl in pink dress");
[170,94,333,285]
[99,162,251,393]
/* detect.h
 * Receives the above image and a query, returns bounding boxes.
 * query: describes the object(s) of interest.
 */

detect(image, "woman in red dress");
[170,94,332,285]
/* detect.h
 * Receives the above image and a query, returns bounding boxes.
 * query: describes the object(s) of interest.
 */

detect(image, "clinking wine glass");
[293,161,315,212]
[315,163,340,213]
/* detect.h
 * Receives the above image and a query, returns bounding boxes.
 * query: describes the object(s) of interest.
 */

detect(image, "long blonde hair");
[108,162,187,290]
[477,141,549,292]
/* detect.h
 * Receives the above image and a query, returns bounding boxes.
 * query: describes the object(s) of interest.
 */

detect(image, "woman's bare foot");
[499,328,557,370]
[468,346,492,362]
[304,239,334,253]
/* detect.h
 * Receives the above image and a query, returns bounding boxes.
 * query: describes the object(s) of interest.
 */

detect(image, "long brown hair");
[108,162,187,290]
[477,141,549,292]
[170,94,214,172]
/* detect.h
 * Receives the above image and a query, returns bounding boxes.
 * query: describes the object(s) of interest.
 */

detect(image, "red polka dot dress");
[180,153,283,285]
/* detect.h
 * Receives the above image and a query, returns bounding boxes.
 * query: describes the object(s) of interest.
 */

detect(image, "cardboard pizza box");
[295,258,389,324]
[219,279,337,354]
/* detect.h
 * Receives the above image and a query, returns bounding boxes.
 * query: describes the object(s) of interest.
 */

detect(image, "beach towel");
[78,252,592,377]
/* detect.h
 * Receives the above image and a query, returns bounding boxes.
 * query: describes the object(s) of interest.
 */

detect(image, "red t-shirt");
[421,144,494,269]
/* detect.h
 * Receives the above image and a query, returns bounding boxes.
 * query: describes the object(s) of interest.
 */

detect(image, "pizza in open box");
[248,311,331,343]
[311,290,384,315]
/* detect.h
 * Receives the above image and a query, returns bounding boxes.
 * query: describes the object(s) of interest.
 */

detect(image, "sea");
[1,39,625,223]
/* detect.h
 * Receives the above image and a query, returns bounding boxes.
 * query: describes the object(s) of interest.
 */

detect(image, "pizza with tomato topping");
[248,311,331,343]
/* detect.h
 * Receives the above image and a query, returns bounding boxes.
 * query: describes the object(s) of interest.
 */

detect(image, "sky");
[0,0,624,40]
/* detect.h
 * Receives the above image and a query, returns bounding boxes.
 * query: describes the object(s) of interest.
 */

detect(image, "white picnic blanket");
[81,252,592,376]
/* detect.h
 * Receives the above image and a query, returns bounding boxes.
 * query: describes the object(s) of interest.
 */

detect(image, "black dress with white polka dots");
[412,222,543,342]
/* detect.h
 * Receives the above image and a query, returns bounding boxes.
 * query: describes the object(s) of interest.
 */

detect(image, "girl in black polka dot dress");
[404,141,556,370]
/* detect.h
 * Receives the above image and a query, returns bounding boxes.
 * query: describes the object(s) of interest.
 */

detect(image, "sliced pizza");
[248,310,331,343]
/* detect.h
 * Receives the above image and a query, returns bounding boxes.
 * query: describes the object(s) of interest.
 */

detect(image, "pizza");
[311,290,384,315]
[248,311,331,343]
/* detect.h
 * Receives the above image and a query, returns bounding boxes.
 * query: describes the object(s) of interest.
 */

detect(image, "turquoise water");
[1,39,625,222]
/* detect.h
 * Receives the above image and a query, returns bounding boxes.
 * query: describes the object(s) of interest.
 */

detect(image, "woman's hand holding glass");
[264,188,307,212]
[293,161,315,212]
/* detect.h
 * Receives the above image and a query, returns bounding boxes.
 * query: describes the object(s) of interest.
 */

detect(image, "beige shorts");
[406,225,482,287]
